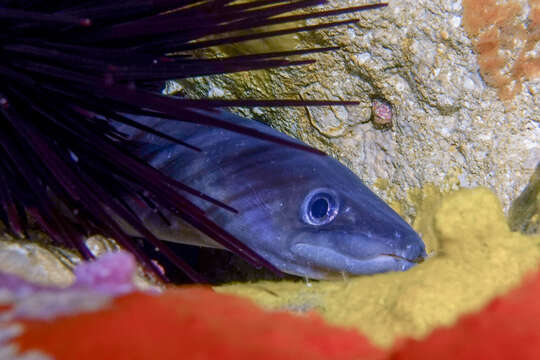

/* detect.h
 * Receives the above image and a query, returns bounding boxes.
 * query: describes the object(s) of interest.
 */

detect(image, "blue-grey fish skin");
[118,110,427,279]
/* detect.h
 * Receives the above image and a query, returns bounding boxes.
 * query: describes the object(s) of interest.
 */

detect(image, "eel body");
[118,110,426,279]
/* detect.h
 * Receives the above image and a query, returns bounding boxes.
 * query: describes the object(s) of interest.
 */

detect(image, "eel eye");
[301,188,339,226]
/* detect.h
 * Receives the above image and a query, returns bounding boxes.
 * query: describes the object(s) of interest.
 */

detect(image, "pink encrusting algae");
[462,0,540,100]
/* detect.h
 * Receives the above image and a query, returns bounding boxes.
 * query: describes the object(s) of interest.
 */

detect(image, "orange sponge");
[14,287,384,360]
[6,251,540,359]
[390,269,540,359]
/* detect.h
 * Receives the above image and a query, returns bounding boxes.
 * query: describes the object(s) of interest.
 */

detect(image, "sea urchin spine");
[0,0,387,281]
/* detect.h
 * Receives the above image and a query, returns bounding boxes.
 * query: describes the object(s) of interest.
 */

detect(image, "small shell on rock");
[371,98,393,130]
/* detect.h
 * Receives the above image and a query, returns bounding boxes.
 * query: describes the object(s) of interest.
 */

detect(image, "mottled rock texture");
[0,235,75,287]
[0,233,157,289]
[167,0,539,215]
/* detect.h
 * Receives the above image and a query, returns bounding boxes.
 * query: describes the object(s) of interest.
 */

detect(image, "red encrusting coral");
[462,0,540,100]
[14,287,385,360]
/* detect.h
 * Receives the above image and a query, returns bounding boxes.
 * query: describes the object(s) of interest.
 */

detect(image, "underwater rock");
[0,234,74,287]
[172,0,539,213]
[0,234,157,290]
[216,187,540,347]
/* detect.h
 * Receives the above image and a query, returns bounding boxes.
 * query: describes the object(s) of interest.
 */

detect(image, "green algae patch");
[509,163,540,235]
[215,187,540,348]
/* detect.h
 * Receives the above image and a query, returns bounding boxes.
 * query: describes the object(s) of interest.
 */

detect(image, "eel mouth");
[381,253,425,264]
[290,243,425,276]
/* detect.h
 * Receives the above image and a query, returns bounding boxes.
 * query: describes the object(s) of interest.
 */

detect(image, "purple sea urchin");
[0,1,387,282]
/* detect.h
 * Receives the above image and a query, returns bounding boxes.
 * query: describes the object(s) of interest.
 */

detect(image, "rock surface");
[167,0,540,214]
[0,234,157,290]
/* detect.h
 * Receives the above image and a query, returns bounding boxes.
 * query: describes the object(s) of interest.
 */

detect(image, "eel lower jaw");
[381,253,425,264]
[290,243,424,277]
